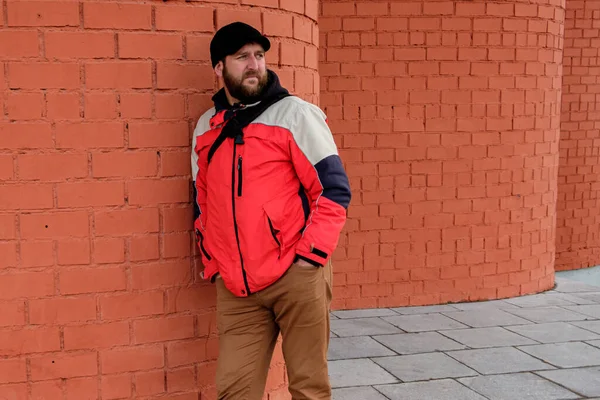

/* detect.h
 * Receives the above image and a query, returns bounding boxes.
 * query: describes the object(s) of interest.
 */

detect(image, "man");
[191,21,351,400]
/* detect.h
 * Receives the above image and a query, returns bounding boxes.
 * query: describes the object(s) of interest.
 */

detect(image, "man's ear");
[214,61,224,78]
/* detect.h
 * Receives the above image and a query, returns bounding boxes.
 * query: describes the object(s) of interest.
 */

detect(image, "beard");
[223,66,269,104]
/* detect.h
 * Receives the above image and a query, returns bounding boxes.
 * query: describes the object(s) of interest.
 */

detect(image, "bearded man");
[191,21,351,400]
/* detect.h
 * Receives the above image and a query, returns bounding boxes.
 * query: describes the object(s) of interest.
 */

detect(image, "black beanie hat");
[210,22,271,67]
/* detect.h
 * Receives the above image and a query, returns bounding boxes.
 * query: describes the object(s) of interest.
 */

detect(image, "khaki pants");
[215,262,333,400]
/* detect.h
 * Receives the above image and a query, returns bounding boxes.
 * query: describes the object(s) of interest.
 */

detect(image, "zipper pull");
[234,134,244,145]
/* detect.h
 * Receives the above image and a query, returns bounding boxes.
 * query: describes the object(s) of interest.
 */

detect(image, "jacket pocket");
[263,202,284,259]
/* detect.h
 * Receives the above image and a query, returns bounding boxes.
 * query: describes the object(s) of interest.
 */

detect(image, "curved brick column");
[0,1,317,399]
[556,0,600,271]
[320,0,565,308]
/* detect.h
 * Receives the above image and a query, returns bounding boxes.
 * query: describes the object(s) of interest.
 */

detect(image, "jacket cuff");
[295,246,329,267]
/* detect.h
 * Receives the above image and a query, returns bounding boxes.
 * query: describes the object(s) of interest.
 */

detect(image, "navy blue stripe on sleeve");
[314,155,351,209]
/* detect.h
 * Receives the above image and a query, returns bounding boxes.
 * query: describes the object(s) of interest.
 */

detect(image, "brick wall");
[321,0,564,309]
[0,1,317,399]
[556,0,600,271]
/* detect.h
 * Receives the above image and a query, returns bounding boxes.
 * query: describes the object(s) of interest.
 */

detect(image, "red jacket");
[192,72,351,297]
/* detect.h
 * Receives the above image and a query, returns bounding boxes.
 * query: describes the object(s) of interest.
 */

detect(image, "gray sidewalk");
[328,277,600,399]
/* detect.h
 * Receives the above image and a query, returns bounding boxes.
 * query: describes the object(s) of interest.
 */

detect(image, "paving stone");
[450,300,519,311]
[372,352,478,382]
[506,306,591,323]
[332,308,398,319]
[588,340,600,349]
[375,379,487,400]
[327,336,396,360]
[391,304,460,314]
[505,322,600,343]
[538,367,600,397]
[330,317,402,337]
[564,305,600,319]
[332,387,389,400]
[459,373,579,400]
[328,358,398,388]
[518,342,600,368]
[556,292,600,305]
[572,320,600,334]
[554,278,600,293]
[446,347,555,375]
[373,331,467,355]
[504,293,582,308]
[382,313,468,332]
[442,309,532,328]
[440,327,538,348]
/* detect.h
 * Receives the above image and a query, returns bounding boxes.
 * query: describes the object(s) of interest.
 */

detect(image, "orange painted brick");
[135,370,165,396]
[84,2,151,29]
[30,352,97,380]
[85,62,152,89]
[187,35,211,61]
[294,16,313,43]
[0,358,26,384]
[156,5,214,31]
[57,239,91,265]
[47,92,80,119]
[160,151,191,177]
[215,8,262,29]
[6,92,43,120]
[8,62,79,89]
[133,316,195,344]
[119,92,152,119]
[0,243,17,269]
[85,92,118,119]
[93,238,125,265]
[0,301,25,327]
[0,384,28,399]
[102,374,132,400]
[156,63,214,90]
[18,153,88,180]
[263,13,293,37]
[65,377,98,400]
[100,291,164,320]
[46,31,115,58]
[95,208,159,236]
[57,181,124,207]
[167,367,196,393]
[29,296,96,325]
[0,326,59,354]
[31,380,62,400]
[59,267,127,295]
[21,211,88,240]
[163,207,193,233]
[93,151,157,178]
[155,93,185,119]
[131,260,191,290]
[128,121,189,149]
[119,33,183,59]
[56,122,124,149]
[64,322,129,350]
[0,30,39,57]
[128,179,189,206]
[0,156,14,180]
[166,340,207,367]
[0,183,53,210]
[130,235,159,262]
[7,1,79,27]
[101,345,164,374]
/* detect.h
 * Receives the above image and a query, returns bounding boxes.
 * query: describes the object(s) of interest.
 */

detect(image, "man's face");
[220,43,268,104]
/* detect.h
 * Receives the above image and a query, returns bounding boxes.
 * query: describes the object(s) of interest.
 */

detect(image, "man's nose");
[247,55,259,69]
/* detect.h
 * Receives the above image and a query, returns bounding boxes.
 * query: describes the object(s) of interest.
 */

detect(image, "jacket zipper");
[232,134,251,295]
[237,156,243,197]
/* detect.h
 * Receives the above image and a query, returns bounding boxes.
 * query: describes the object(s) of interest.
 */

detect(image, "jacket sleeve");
[289,105,351,266]
[191,119,212,269]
